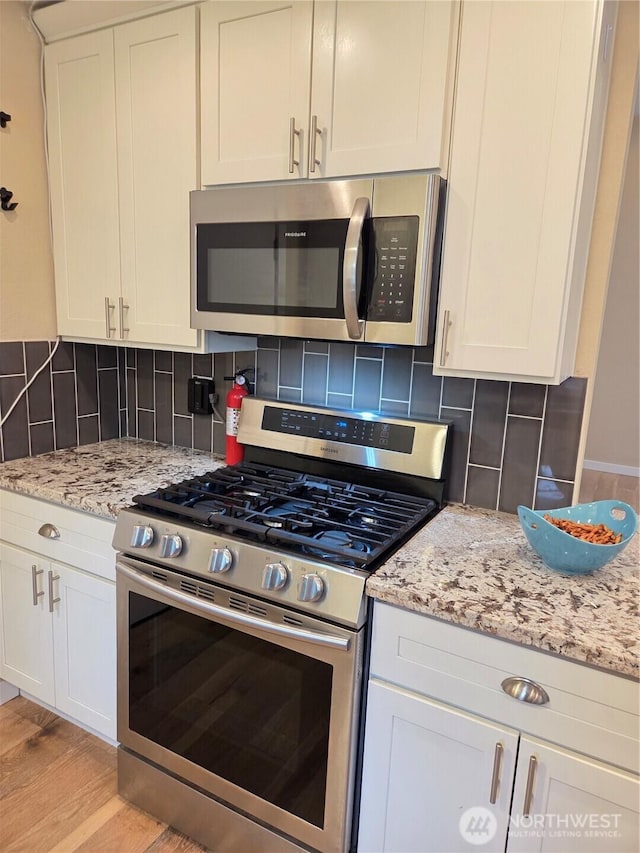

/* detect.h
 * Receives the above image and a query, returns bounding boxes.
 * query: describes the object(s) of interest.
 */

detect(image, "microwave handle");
[343,197,369,340]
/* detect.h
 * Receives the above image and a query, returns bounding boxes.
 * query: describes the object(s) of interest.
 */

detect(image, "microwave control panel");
[368,216,419,323]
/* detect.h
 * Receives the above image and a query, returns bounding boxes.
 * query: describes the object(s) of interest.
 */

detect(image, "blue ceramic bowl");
[517,500,638,574]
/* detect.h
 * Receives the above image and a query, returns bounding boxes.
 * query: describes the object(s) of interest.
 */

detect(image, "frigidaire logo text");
[284,231,307,237]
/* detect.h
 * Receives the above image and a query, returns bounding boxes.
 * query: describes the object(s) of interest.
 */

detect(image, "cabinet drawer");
[0,491,115,581]
[371,602,640,774]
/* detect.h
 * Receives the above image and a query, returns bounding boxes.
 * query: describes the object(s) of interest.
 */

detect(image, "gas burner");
[304,529,371,563]
[262,500,318,531]
[190,499,227,516]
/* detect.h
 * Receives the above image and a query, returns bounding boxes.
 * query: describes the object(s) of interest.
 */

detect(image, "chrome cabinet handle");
[439,309,451,366]
[522,755,537,816]
[48,570,61,613]
[501,676,550,705]
[118,296,129,337]
[38,523,60,540]
[343,196,369,340]
[309,114,321,173]
[489,742,503,804]
[104,297,116,338]
[31,564,44,606]
[288,117,300,174]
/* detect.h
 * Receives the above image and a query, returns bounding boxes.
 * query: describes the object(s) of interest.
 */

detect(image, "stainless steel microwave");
[190,174,444,346]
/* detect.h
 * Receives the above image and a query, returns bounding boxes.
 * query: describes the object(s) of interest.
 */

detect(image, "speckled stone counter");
[0,439,225,519]
[367,504,640,679]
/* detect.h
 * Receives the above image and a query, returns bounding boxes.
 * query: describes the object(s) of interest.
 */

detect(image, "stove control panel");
[262,562,289,591]
[209,547,233,574]
[159,533,183,558]
[297,573,325,603]
[130,524,154,549]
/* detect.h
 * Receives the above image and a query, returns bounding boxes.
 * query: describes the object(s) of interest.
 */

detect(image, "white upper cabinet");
[434,0,616,384]
[200,0,457,185]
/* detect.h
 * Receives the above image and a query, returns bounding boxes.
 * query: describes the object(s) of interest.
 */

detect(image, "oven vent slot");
[196,586,215,602]
[151,570,168,582]
[228,595,267,618]
[180,580,198,595]
[283,614,304,627]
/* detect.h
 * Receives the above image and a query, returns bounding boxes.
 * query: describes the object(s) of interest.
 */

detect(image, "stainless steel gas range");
[113,398,450,853]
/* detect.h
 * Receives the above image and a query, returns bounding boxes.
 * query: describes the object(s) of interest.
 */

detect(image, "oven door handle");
[343,196,369,340]
[117,559,352,651]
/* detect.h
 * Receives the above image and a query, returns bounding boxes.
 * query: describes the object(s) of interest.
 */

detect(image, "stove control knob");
[297,573,325,603]
[130,524,154,549]
[262,562,289,591]
[209,547,233,574]
[159,533,183,558]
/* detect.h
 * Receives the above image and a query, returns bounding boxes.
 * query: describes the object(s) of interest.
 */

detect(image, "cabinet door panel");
[510,737,640,852]
[115,6,199,348]
[435,0,607,382]
[358,679,519,852]
[201,0,313,184]
[0,545,54,704]
[45,30,120,340]
[311,0,455,177]
[51,563,116,740]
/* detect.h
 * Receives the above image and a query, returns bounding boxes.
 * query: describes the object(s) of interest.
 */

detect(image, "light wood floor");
[578,468,639,513]
[0,696,208,853]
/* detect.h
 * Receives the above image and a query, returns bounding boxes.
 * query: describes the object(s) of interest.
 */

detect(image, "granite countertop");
[367,503,640,679]
[0,438,225,519]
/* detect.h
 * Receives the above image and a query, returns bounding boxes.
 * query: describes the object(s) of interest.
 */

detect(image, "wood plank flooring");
[0,697,208,853]
[578,468,639,512]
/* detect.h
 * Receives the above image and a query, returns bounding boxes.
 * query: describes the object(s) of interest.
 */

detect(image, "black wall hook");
[0,112,11,128]
[0,187,18,211]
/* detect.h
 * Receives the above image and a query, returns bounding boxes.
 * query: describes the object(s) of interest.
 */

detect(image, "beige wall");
[0,0,56,342]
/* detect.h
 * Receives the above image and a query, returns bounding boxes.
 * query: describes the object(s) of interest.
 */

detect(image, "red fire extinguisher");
[225,371,249,464]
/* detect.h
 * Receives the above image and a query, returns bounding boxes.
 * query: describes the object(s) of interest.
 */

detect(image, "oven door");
[116,556,364,853]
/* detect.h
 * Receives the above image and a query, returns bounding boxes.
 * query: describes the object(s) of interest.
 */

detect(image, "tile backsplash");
[0,338,587,514]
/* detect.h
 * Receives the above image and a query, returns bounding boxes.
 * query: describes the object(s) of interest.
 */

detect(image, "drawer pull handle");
[489,741,503,804]
[31,564,44,606]
[501,676,549,705]
[48,571,61,613]
[523,755,537,816]
[38,523,60,540]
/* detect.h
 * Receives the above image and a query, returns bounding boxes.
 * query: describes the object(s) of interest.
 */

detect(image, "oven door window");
[128,593,332,828]
[196,220,348,318]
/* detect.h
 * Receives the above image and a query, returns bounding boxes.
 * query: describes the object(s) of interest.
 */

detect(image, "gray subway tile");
[327,343,355,396]
[213,420,226,456]
[305,340,329,354]
[120,409,127,438]
[136,349,154,410]
[126,347,136,368]
[280,340,304,388]
[380,399,409,417]
[155,350,173,372]
[413,345,434,364]
[193,415,213,452]
[279,387,302,403]
[118,349,127,410]
[509,382,546,417]
[257,336,280,349]
[302,353,328,406]
[25,341,49,378]
[409,362,441,420]
[442,376,474,409]
[174,352,193,417]
[538,377,587,483]
[353,359,382,412]
[126,369,138,437]
[466,466,500,511]
[29,421,55,456]
[356,345,383,359]
[138,410,155,441]
[76,345,98,417]
[534,477,574,511]
[440,407,471,504]
[51,341,75,372]
[154,371,173,445]
[78,415,100,446]
[96,345,117,369]
[98,370,119,441]
[26,342,53,424]
[469,380,509,469]
[498,415,542,513]
[193,353,213,377]
[0,342,24,375]
[256,349,279,398]
[327,392,352,410]
[53,372,78,449]
[1,376,30,460]
[381,348,412,402]
[173,415,193,449]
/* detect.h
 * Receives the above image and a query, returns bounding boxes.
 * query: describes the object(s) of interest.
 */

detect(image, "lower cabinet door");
[0,544,55,705]
[509,737,640,853]
[50,563,116,740]
[358,679,519,853]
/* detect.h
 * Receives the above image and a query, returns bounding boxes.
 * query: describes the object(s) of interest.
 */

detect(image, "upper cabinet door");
[434,0,615,384]
[311,0,457,179]
[115,6,199,348]
[201,0,313,185]
[45,30,120,340]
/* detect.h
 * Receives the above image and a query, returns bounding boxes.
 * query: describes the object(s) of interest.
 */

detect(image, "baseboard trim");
[583,460,640,478]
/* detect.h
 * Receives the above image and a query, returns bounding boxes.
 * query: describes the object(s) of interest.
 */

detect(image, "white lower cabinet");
[0,492,116,741]
[358,603,640,853]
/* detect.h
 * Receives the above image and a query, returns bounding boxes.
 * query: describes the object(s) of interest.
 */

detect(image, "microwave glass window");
[207,247,340,309]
